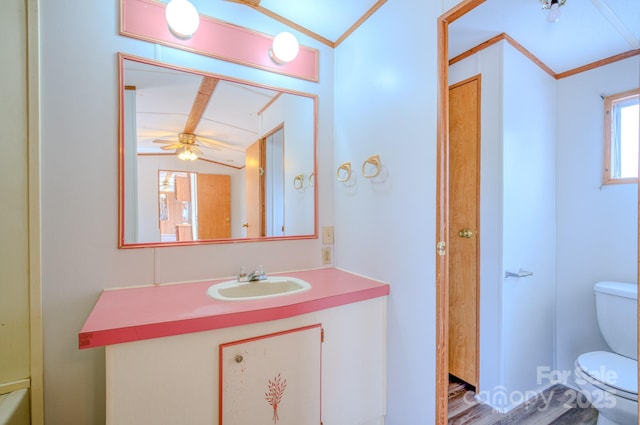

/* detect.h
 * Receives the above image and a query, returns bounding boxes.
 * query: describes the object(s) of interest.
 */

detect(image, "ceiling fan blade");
[183,76,219,134]
[153,139,178,144]
[160,144,182,150]
[191,146,203,155]
[198,144,222,151]
[194,138,222,150]
[196,136,245,152]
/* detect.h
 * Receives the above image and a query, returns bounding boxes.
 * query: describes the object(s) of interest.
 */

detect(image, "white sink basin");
[207,277,311,301]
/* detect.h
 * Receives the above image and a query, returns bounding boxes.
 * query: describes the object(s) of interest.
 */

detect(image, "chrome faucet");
[238,265,267,282]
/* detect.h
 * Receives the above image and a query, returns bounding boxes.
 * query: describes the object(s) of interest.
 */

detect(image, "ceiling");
[135,0,639,165]
[225,0,385,46]
[127,59,279,168]
[449,0,639,75]
[228,0,639,74]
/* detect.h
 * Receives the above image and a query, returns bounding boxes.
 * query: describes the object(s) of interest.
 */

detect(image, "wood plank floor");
[448,378,599,424]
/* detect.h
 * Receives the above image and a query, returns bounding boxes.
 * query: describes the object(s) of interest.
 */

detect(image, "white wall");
[501,43,556,405]
[334,0,441,423]
[283,94,315,236]
[555,56,639,384]
[260,93,315,236]
[450,41,557,411]
[40,1,333,424]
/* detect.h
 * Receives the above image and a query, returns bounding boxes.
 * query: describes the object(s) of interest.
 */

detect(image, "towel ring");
[293,174,305,190]
[362,155,381,178]
[336,162,352,182]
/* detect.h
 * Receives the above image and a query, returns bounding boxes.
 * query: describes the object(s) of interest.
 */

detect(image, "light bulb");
[165,0,200,39]
[269,32,300,64]
[177,147,198,161]
[546,3,561,23]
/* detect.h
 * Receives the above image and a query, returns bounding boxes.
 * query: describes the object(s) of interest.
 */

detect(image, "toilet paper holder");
[505,269,533,279]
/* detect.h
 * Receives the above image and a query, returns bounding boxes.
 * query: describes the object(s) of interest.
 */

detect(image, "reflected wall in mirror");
[119,54,317,247]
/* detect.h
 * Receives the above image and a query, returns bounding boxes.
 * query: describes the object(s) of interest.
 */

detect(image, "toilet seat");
[576,351,638,401]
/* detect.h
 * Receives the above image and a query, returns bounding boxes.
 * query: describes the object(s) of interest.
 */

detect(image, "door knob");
[458,228,473,238]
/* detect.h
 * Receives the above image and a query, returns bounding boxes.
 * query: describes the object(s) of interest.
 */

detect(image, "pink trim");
[120,0,319,82]
[79,268,389,349]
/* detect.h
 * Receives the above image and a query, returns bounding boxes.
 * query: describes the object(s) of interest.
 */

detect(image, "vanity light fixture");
[165,0,200,39]
[269,32,300,65]
[177,145,198,161]
[541,0,566,23]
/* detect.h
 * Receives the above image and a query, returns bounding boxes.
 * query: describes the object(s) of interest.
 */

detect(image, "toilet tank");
[594,281,638,360]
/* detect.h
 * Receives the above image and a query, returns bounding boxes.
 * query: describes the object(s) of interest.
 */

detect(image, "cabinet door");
[219,324,322,425]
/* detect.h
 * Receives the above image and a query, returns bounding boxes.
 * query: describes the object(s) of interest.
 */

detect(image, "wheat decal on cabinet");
[265,373,287,423]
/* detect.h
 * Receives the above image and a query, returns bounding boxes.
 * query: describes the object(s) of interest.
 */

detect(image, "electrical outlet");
[322,226,334,244]
[322,246,332,264]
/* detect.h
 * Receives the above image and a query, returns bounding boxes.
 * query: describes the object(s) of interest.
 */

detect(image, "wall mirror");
[119,54,317,247]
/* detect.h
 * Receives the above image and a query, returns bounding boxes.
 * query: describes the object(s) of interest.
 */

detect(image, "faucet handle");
[252,265,267,281]
[237,266,248,282]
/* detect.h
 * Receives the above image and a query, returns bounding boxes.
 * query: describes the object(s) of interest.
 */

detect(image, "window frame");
[603,88,640,185]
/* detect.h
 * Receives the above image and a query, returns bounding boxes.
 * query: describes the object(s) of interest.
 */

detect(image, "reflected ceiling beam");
[184,76,218,134]
[258,92,282,115]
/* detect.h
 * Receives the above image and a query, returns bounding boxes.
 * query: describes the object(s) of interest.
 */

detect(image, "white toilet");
[575,281,638,425]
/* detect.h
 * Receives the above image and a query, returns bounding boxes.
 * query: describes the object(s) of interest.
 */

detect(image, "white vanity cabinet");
[105,296,387,425]
[220,324,322,425]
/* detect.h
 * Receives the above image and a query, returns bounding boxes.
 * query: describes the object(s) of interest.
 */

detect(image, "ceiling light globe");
[165,0,200,39]
[177,147,198,161]
[546,3,561,23]
[270,32,300,64]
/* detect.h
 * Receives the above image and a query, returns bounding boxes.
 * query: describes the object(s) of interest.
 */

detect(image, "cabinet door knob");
[235,354,243,363]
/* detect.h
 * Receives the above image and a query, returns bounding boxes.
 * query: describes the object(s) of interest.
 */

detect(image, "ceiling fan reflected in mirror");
[152,75,222,161]
[127,58,284,168]
[153,132,222,161]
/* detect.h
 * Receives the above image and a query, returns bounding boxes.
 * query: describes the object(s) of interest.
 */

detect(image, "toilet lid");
[576,351,638,399]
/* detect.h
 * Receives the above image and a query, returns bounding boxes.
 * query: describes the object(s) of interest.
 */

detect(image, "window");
[604,89,639,184]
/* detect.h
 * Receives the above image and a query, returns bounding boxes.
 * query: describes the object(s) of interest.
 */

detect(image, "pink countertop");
[79,268,389,349]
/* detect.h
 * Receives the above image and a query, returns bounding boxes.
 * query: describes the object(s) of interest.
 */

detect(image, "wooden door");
[245,139,265,238]
[174,175,191,201]
[196,173,231,239]
[448,75,480,388]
